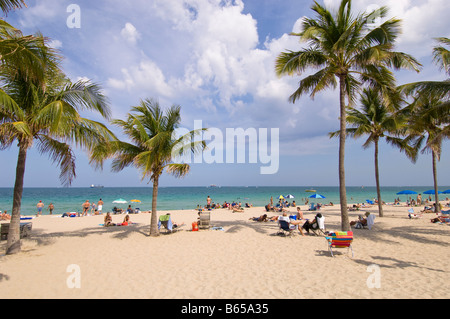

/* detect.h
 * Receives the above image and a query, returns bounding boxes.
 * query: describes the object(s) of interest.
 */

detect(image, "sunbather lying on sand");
[249,214,278,222]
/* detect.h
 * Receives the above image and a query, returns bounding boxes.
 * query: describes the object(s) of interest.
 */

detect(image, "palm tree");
[91,99,207,236]
[330,88,413,217]
[399,37,450,214]
[275,0,421,230]
[1,24,59,99]
[402,95,449,214]
[0,0,26,13]
[0,43,114,255]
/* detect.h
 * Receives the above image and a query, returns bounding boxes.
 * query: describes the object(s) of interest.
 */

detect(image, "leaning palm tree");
[0,45,114,255]
[330,88,414,217]
[275,0,421,230]
[91,99,207,236]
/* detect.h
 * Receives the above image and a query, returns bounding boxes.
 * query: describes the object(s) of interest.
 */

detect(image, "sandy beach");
[1,203,449,299]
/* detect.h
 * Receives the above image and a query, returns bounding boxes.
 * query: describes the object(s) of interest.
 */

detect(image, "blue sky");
[0,0,449,188]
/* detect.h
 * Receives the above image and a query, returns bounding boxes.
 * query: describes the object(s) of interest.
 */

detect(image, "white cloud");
[107,59,173,98]
[120,22,141,45]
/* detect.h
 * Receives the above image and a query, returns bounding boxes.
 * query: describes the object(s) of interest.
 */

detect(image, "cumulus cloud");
[120,22,141,45]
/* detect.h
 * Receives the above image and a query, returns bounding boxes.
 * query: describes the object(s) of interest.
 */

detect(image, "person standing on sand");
[47,203,54,215]
[97,198,104,214]
[207,196,212,209]
[81,200,90,216]
[36,200,44,216]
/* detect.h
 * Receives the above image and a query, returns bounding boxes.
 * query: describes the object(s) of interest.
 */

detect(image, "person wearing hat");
[350,212,372,228]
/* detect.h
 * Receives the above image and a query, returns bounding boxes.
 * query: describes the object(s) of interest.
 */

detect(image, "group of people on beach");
[198,195,253,212]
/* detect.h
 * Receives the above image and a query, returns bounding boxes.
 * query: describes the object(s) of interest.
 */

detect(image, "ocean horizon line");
[1,185,449,189]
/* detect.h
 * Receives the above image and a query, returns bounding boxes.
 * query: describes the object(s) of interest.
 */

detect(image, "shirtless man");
[37,200,45,216]
[81,200,90,216]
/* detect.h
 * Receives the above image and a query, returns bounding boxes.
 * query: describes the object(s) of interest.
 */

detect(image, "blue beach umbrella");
[309,194,326,199]
[423,190,442,195]
[285,194,295,199]
[443,190,450,194]
[396,190,417,195]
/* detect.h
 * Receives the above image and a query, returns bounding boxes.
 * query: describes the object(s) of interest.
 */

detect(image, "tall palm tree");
[402,95,449,214]
[275,0,421,230]
[399,37,450,214]
[91,99,207,236]
[0,44,114,255]
[330,88,413,217]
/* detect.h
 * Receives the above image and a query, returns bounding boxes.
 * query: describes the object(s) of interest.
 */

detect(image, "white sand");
[1,203,449,299]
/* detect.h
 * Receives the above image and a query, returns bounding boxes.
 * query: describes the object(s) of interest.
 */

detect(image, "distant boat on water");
[305,189,316,193]
[90,184,104,188]
[208,184,219,188]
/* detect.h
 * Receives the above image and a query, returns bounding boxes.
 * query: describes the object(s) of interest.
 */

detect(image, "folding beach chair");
[198,212,211,230]
[278,219,299,236]
[310,214,326,236]
[0,222,32,241]
[325,231,354,257]
[158,214,175,233]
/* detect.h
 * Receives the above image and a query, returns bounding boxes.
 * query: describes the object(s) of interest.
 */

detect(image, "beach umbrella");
[130,199,141,203]
[396,190,417,195]
[285,194,295,199]
[309,193,326,199]
[279,195,284,200]
[113,198,127,204]
[423,190,442,195]
[443,190,450,194]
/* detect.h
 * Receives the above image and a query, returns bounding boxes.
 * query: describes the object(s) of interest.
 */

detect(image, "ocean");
[1,186,449,216]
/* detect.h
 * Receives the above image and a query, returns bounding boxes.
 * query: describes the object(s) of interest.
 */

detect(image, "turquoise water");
[1,186,449,216]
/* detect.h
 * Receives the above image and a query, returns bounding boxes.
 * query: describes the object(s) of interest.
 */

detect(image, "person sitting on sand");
[350,212,372,228]
[302,213,324,234]
[232,206,244,213]
[121,214,131,226]
[104,212,115,227]
[1,210,11,220]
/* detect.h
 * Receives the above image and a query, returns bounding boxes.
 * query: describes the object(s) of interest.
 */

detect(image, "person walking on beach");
[47,203,54,215]
[36,200,44,216]
[97,199,104,214]
[81,200,90,216]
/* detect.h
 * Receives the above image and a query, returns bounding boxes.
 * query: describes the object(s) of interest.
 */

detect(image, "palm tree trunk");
[432,151,440,214]
[6,145,28,255]
[338,76,349,231]
[149,177,159,236]
[374,139,384,217]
